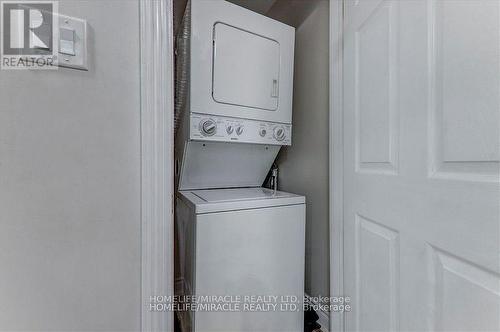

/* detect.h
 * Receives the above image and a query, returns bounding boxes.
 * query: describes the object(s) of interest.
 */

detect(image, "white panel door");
[213,23,280,111]
[343,0,500,331]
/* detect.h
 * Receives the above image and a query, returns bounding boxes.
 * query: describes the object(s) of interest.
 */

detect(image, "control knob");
[259,128,267,137]
[226,125,234,135]
[273,126,286,141]
[200,119,217,136]
[236,126,244,136]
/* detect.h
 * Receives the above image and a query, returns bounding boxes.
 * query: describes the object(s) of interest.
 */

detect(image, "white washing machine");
[176,187,305,332]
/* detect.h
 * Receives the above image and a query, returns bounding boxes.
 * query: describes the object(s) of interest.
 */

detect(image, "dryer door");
[212,23,280,111]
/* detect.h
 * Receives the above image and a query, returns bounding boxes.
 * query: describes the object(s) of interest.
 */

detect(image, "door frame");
[329,0,344,331]
[140,0,175,331]
[138,0,347,330]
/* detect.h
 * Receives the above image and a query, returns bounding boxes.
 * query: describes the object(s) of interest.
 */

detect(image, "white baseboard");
[305,293,330,332]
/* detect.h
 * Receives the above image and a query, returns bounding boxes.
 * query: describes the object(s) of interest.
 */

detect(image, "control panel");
[190,113,291,145]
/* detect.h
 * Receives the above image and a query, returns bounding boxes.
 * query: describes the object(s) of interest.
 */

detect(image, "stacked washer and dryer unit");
[175,1,305,331]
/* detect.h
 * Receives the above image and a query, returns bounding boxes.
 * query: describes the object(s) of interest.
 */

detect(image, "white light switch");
[59,27,75,55]
[57,14,88,70]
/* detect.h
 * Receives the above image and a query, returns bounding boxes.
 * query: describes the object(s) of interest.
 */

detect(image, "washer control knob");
[273,126,286,141]
[226,125,234,135]
[259,128,267,137]
[201,119,217,136]
[236,126,244,136]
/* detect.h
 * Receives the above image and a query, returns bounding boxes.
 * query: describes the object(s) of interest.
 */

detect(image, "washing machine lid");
[178,187,305,214]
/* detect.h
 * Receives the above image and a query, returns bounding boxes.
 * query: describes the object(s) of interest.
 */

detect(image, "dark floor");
[174,313,181,332]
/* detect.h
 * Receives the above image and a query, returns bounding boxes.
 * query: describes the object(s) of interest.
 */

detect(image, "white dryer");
[175,0,295,190]
[176,187,305,332]
[189,0,295,125]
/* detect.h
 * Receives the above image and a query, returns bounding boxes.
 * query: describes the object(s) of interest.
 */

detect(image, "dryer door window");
[212,22,280,111]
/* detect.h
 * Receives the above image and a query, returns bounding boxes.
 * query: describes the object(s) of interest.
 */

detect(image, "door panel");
[430,247,500,331]
[355,215,399,332]
[429,0,500,182]
[343,0,500,331]
[354,0,399,174]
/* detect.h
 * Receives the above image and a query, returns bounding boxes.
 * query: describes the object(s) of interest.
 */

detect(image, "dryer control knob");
[201,119,217,136]
[259,128,267,137]
[226,125,234,135]
[273,126,286,141]
[236,126,244,136]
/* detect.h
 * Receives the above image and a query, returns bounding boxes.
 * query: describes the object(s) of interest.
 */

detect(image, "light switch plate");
[57,14,88,71]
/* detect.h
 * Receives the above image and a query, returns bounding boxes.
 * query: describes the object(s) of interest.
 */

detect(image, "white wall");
[276,0,330,299]
[0,1,141,330]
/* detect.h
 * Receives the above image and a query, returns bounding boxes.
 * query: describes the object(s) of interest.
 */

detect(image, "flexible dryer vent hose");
[174,0,191,135]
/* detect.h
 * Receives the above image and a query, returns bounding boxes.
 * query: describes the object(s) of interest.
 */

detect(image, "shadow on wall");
[274,0,330,301]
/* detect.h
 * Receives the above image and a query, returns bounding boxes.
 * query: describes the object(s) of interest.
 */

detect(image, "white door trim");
[140,0,175,331]
[329,0,344,331]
